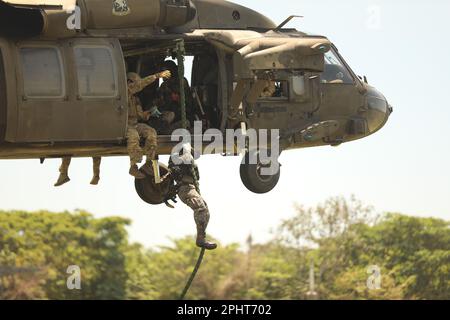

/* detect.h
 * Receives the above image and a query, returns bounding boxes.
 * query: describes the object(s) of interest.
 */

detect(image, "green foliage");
[0,199,448,300]
[367,214,450,299]
[131,237,244,300]
[276,200,449,300]
[0,210,130,299]
[246,244,308,300]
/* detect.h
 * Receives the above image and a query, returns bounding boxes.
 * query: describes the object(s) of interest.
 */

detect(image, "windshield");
[321,49,354,84]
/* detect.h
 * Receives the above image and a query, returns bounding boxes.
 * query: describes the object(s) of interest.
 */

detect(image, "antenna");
[274,15,303,31]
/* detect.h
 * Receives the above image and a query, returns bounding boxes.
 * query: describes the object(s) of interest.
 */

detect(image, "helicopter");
[0,0,392,205]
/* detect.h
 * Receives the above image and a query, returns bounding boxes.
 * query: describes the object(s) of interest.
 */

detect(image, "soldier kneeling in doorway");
[126,70,171,178]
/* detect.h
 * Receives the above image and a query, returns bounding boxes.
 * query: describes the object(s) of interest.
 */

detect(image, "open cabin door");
[202,31,331,131]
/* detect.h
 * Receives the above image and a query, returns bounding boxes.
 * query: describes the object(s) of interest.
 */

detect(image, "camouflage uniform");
[127,73,159,176]
[260,80,276,98]
[90,157,101,185]
[54,156,101,186]
[169,147,217,250]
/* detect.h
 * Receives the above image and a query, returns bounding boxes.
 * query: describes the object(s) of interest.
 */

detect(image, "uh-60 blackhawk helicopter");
[0,0,392,204]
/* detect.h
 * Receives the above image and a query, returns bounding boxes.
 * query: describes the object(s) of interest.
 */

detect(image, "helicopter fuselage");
[0,0,391,195]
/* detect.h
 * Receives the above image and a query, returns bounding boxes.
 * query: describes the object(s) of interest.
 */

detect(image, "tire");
[134,162,174,205]
[240,150,280,194]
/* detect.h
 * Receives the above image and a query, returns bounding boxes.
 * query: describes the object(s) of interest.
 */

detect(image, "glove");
[149,106,162,118]
[157,70,171,79]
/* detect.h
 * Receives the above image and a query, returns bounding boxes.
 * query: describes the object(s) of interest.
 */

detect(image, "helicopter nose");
[366,89,391,133]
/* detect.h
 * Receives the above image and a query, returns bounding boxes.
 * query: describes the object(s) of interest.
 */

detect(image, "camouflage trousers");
[126,123,157,166]
[178,184,210,232]
[59,157,101,176]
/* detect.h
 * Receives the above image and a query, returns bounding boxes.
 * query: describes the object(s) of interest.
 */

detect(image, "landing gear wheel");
[134,162,174,205]
[240,150,280,194]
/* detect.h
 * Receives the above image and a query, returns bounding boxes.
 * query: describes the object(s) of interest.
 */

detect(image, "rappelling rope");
[175,39,207,300]
[178,167,205,301]
[179,247,206,300]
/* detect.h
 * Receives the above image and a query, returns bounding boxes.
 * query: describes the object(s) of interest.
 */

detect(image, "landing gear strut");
[239,150,281,194]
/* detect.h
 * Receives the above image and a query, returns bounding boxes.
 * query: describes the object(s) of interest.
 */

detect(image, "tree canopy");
[0,197,448,300]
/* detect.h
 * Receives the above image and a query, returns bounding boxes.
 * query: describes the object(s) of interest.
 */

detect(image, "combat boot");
[54,173,70,187]
[196,228,217,250]
[194,206,217,250]
[129,165,146,179]
[91,157,101,185]
[90,175,100,185]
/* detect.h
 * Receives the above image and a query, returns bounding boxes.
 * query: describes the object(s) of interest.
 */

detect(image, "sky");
[0,0,449,248]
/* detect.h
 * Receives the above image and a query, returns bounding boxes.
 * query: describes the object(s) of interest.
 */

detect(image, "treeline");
[0,197,448,300]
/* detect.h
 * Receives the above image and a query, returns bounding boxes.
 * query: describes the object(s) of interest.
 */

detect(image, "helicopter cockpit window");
[20,47,64,97]
[259,81,289,100]
[321,50,354,84]
[74,46,117,98]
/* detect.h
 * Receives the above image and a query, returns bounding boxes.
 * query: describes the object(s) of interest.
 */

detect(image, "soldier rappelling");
[167,143,217,250]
